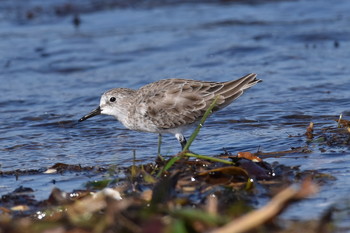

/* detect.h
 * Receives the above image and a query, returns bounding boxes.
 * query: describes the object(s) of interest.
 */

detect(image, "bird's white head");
[79,88,135,122]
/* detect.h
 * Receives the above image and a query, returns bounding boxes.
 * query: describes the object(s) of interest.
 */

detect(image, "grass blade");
[182,96,220,152]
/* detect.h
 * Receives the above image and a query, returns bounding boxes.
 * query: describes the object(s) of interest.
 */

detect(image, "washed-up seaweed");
[1,116,349,233]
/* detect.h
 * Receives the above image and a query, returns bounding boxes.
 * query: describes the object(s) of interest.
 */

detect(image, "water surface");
[1,0,350,222]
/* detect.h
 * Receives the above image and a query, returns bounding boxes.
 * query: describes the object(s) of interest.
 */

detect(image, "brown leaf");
[11,205,29,211]
[335,119,350,127]
[237,152,262,162]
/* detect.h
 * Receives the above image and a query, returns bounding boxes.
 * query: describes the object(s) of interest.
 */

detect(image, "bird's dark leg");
[180,137,187,150]
[175,133,187,150]
[157,134,164,161]
[157,134,162,155]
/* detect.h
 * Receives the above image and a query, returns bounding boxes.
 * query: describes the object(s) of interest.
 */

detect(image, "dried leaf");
[335,119,350,127]
[0,206,11,214]
[206,194,218,215]
[237,152,262,162]
[10,205,29,211]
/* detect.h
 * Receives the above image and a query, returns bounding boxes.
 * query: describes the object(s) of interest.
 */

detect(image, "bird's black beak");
[79,106,101,122]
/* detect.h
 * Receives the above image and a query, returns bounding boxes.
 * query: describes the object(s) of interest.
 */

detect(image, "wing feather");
[134,73,259,129]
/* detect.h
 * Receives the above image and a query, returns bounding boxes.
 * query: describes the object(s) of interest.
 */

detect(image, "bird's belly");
[123,116,160,133]
[123,109,193,135]
[123,118,189,135]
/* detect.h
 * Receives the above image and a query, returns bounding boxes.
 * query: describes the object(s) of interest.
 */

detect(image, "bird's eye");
[110,97,116,102]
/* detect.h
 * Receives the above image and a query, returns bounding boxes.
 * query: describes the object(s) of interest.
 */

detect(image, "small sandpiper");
[79,73,261,149]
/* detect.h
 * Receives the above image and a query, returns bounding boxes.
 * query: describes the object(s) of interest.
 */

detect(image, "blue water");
[1,0,350,222]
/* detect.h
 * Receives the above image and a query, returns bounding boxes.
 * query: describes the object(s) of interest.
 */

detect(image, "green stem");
[245,177,255,190]
[182,96,219,152]
[184,152,234,165]
[157,96,230,176]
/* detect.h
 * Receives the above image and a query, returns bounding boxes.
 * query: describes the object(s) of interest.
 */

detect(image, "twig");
[337,113,343,128]
[254,146,311,158]
[210,178,318,233]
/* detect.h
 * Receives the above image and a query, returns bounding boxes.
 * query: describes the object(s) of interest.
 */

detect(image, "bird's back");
[131,73,260,131]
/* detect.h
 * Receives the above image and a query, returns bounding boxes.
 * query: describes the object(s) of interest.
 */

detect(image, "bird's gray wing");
[136,73,259,129]
[136,79,223,129]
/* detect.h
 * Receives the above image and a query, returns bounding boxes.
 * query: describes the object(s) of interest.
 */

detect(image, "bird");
[79,73,261,149]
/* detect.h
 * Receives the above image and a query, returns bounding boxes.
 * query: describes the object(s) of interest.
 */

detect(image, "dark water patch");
[0,100,27,107]
[20,113,65,122]
[281,114,314,120]
[77,126,121,138]
[17,133,44,139]
[36,57,132,75]
[1,109,28,114]
[209,45,268,57]
[4,142,44,151]
[292,31,350,43]
[315,97,350,104]
[109,58,134,65]
[208,119,271,131]
[252,54,307,68]
[29,120,77,129]
[200,17,344,33]
[253,33,274,41]
[191,61,223,68]
[46,58,111,74]
[117,46,167,56]
[227,119,258,124]
[0,0,294,24]
[34,47,96,58]
[201,19,267,29]
[48,65,93,74]
[20,116,46,122]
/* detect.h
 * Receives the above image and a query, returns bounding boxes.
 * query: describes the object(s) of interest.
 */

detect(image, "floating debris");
[305,122,314,139]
